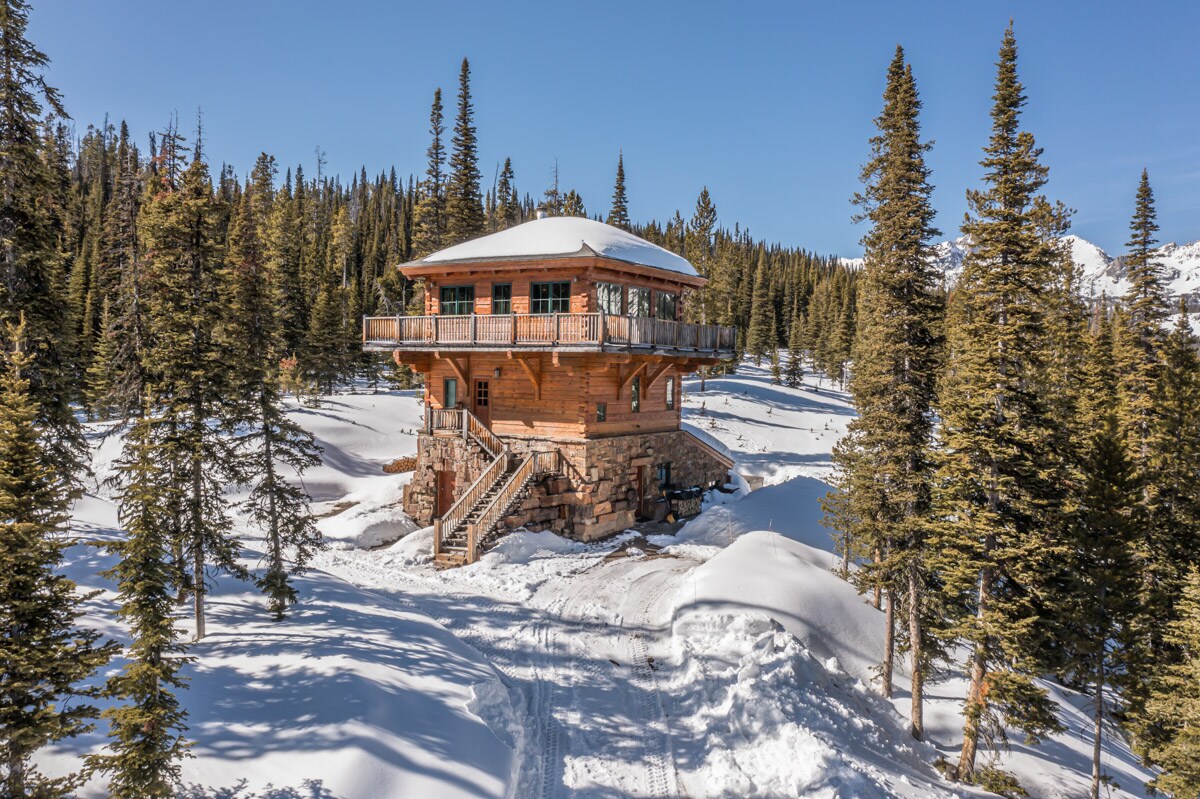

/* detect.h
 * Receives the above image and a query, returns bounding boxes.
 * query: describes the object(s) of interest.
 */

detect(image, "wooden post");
[433,519,442,557]
[470,313,477,345]
[600,312,607,345]
[432,314,439,344]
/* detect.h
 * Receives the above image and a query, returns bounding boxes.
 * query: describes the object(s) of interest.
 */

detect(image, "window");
[474,380,489,407]
[491,283,512,315]
[443,378,458,408]
[597,282,623,315]
[666,376,676,410]
[531,281,571,314]
[657,462,672,491]
[596,402,607,422]
[439,285,475,315]
[627,286,651,317]
[655,291,677,321]
[631,376,641,412]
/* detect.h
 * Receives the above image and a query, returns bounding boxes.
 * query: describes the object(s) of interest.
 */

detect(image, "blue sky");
[31,1,1200,257]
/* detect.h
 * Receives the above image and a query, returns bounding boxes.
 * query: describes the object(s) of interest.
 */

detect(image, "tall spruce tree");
[88,413,192,798]
[607,151,630,230]
[828,46,941,738]
[411,88,446,257]
[444,58,484,245]
[494,156,517,230]
[139,144,243,641]
[0,0,84,479]
[745,248,773,364]
[931,24,1069,783]
[0,321,114,798]
[222,156,324,619]
[1134,567,1200,797]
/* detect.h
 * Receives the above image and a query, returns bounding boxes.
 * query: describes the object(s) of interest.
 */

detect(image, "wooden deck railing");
[424,407,503,457]
[466,450,561,557]
[363,313,736,354]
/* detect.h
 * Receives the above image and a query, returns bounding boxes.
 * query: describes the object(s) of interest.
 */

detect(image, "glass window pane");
[598,282,623,315]
[666,377,676,410]
[655,292,677,321]
[440,286,474,315]
[627,287,651,317]
[444,378,457,408]
[532,281,570,314]
[492,283,512,315]
[631,376,641,412]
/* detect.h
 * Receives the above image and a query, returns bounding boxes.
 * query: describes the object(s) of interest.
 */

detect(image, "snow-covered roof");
[411,216,700,278]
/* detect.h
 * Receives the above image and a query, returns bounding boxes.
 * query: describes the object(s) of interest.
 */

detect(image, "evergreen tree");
[1061,315,1139,799]
[607,151,630,230]
[494,156,517,230]
[828,46,942,738]
[86,297,120,419]
[1115,169,1167,471]
[1124,300,1200,754]
[0,320,114,797]
[87,414,191,799]
[221,158,324,619]
[562,188,585,217]
[1135,568,1200,798]
[931,24,1069,783]
[0,0,84,479]
[784,306,804,388]
[745,248,773,364]
[139,146,243,641]
[444,58,484,245]
[411,88,446,257]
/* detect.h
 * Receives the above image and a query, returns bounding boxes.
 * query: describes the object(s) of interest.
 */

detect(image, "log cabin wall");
[421,256,691,319]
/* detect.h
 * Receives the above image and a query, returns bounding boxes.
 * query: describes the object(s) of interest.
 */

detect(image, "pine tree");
[86,297,120,419]
[0,0,85,480]
[222,157,324,619]
[562,189,585,217]
[931,24,1069,783]
[784,306,804,388]
[827,46,942,738]
[1115,169,1167,472]
[139,146,243,641]
[607,151,630,230]
[87,414,192,799]
[745,249,773,364]
[444,58,484,245]
[0,320,114,797]
[411,88,446,257]
[1135,567,1200,797]
[1062,317,1139,799]
[494,156,517,230]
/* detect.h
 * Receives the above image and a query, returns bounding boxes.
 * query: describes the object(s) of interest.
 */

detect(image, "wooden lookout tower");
[363,216,737,565]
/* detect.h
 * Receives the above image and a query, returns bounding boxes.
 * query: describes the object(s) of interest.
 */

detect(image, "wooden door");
[436,471,456,516]
[474,379,491,426]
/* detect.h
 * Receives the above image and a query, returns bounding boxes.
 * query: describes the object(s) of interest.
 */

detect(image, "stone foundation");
[404,427,732,541]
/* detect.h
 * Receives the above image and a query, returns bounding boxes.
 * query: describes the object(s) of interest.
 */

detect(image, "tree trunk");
[908,564,924,740]
[1091,586,1107,799]
[193,538,205,641]
[872,547,882,610]
[882,589,895,698]
[956,646,987,782]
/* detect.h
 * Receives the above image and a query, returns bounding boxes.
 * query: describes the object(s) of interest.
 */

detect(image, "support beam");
[435,352,472,402]
[617,361,646,400]
[514,355,542,400]
[644,363,671,392]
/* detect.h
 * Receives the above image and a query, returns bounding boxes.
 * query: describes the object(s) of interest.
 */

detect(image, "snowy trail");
[315,544,695,798]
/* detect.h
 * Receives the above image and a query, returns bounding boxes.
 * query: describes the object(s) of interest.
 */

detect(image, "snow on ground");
[46,360,1156,798]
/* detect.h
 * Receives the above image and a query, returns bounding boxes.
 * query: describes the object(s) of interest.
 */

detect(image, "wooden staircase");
[432,410,561,568]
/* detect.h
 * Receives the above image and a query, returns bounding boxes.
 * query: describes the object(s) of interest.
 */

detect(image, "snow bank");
[43,489,520,799]
[416,215,699,277]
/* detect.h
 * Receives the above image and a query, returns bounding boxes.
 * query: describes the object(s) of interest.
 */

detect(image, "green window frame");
[596,402,607,422]
[531,281,571,314]
[491,283,512,315]
[444,378,458,409]
[439,285,475,315]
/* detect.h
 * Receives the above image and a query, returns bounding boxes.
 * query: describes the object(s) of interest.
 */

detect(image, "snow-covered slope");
[924,232,1200,300]
[45,366,1157,798]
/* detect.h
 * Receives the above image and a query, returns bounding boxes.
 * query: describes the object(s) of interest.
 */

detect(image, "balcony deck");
[362,313,736,358]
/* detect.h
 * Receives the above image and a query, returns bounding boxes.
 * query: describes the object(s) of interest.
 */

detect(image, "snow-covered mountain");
[928,233,1200,299]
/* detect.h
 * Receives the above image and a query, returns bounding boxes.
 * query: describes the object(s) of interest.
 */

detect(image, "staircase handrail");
[434,447,509,555]
[462,408,503,457]
[467,449,562,557]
